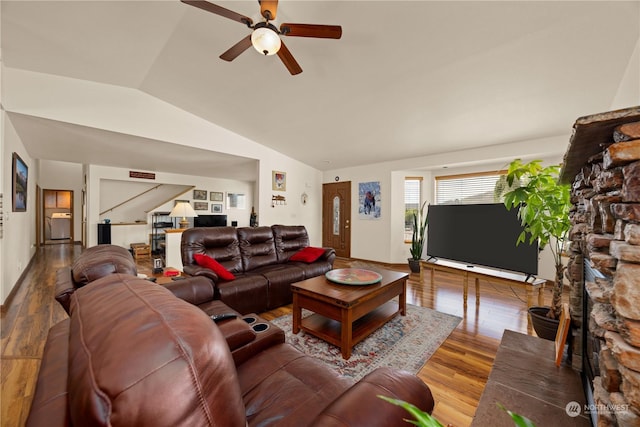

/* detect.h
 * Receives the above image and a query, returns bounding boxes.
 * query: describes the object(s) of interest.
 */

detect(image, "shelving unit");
[151,212,174,255]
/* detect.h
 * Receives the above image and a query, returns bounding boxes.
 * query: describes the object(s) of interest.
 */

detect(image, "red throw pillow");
[193,253,235,281]
[290,247,325,263]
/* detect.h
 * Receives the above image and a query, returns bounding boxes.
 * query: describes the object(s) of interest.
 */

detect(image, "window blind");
[435,171,506,205]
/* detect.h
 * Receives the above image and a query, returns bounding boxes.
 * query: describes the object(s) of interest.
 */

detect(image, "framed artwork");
[174,199,188,205]
[211,203,223,213]
[272,171,286,191]
[193,201,208,211]
[358,181,381,220]
[227,193,246,209]
[210,191,224,201]
[12,152,28,212]
[193,189,207,200]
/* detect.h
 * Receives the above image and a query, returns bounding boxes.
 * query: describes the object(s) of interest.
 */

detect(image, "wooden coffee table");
[291,268,408,359]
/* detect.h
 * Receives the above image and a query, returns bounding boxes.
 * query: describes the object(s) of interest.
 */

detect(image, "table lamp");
[169,202,197,229]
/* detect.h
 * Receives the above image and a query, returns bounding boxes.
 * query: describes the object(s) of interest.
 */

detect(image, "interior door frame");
[322,181,351,258]
[42,189,74,244]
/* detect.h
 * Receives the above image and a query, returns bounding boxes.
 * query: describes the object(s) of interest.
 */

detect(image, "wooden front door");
[322,181,351,258]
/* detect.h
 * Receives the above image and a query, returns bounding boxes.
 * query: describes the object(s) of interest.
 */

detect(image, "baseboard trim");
[1,251,37,315]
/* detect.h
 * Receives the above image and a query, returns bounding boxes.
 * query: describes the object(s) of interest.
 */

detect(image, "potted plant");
[408,201,428,273]
[503,159,571,339]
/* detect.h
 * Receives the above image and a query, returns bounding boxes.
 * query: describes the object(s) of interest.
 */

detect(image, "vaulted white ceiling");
[2,1,639,178]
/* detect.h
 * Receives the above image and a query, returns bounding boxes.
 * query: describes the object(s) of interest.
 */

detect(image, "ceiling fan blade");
[259,0,278,20]
[277,41,302,75]
[280,23,342,39]
[181,0,253,27]
[220,35,253,62]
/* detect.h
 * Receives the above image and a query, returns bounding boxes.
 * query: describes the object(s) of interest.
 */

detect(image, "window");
[404,177,422,242]
[435,170,508,205]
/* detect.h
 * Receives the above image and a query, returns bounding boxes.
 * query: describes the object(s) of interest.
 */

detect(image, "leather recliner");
[27,275,435,427]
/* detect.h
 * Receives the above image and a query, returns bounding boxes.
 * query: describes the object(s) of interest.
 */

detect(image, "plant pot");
[408,258,421,274]
[528,306,559,341]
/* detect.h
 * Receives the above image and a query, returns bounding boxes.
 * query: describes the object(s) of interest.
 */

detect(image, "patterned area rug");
[270,304,461,382]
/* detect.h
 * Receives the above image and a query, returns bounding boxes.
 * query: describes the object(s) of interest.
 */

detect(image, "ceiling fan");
[181,0,342,75]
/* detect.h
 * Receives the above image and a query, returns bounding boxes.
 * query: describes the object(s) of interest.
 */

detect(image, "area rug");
[270,304,461,381]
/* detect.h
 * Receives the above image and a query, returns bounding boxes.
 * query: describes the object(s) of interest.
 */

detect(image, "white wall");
[85,160,324,248]
[4,69,325,249]
[39,159,83,242]
[610,37,640,110]
[1,113,38,304]
[323,136,567,281]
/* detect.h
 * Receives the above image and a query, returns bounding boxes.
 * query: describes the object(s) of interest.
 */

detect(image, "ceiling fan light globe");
[251,26,281,56]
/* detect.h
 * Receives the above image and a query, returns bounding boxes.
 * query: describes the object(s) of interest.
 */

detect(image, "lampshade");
[251,25,281,56]
[169,202,198,229]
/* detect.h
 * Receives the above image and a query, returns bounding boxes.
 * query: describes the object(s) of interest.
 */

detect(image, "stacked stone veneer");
[566,121,640,426]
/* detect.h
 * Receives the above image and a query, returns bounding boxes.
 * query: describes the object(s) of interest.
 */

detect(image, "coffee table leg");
[341,308,353,359]
[292,293,301,334]
[400,278,407,316]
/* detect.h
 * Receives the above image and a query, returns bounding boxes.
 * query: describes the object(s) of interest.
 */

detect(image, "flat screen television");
[426,203,538,275]
[194,214,227,227]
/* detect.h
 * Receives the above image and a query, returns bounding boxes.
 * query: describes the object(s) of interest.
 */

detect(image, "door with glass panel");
[322,181,351,258]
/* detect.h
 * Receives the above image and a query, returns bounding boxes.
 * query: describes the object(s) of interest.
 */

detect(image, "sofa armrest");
[321,247,336,264]
[310,368,434,427]
[216,318,257,351]
[163,276,216,305]
[182,264,220,282]
[54,267,76,315]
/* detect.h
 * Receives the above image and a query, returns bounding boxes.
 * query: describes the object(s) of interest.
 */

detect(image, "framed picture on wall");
[193,189,207,200]
[211,203,223,213]
[272,171,286,191]
[12,152,28,212]
[210,191,224,201]
[227,193,246,209]
[193,201,208,211]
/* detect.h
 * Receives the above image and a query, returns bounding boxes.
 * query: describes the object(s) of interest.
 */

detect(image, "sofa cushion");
[67,274,247,427]
[272,225,310,262]
[193,253,236,281]
[238,227,278,271]
[236,343,352,426]
[290,246,325,263]
[182,227,244,273]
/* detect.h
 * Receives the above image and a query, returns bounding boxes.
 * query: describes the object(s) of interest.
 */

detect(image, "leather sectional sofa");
[28,274,435,426]
[181,225,335,314]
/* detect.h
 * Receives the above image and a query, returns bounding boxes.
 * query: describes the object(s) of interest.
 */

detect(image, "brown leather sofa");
[181,225,336,314]
[27,274,435,426]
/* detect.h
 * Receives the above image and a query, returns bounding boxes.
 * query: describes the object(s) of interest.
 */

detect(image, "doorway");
[322,181,351,258]
[43,189,74,244]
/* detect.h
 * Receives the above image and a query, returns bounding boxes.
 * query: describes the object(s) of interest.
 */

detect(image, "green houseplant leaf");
[502,159,571,319]
[409,201,429,261]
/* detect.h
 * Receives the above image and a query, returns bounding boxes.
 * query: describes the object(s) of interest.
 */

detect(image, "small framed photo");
[153,258,163,269]
[193,201,208,211]
[210,191,224,201]
[272,170,286,191]
[193,189,207,200]
[174,199,188,206]
[211,203,223,213]
[12,152,28,212]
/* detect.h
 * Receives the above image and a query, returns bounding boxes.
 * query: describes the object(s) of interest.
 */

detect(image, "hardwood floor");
[1,245,550,427]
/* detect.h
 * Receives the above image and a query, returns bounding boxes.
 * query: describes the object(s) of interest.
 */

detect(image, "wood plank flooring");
[1,245,550,427]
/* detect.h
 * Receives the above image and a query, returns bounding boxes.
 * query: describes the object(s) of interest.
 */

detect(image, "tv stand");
[420,259,547,332]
